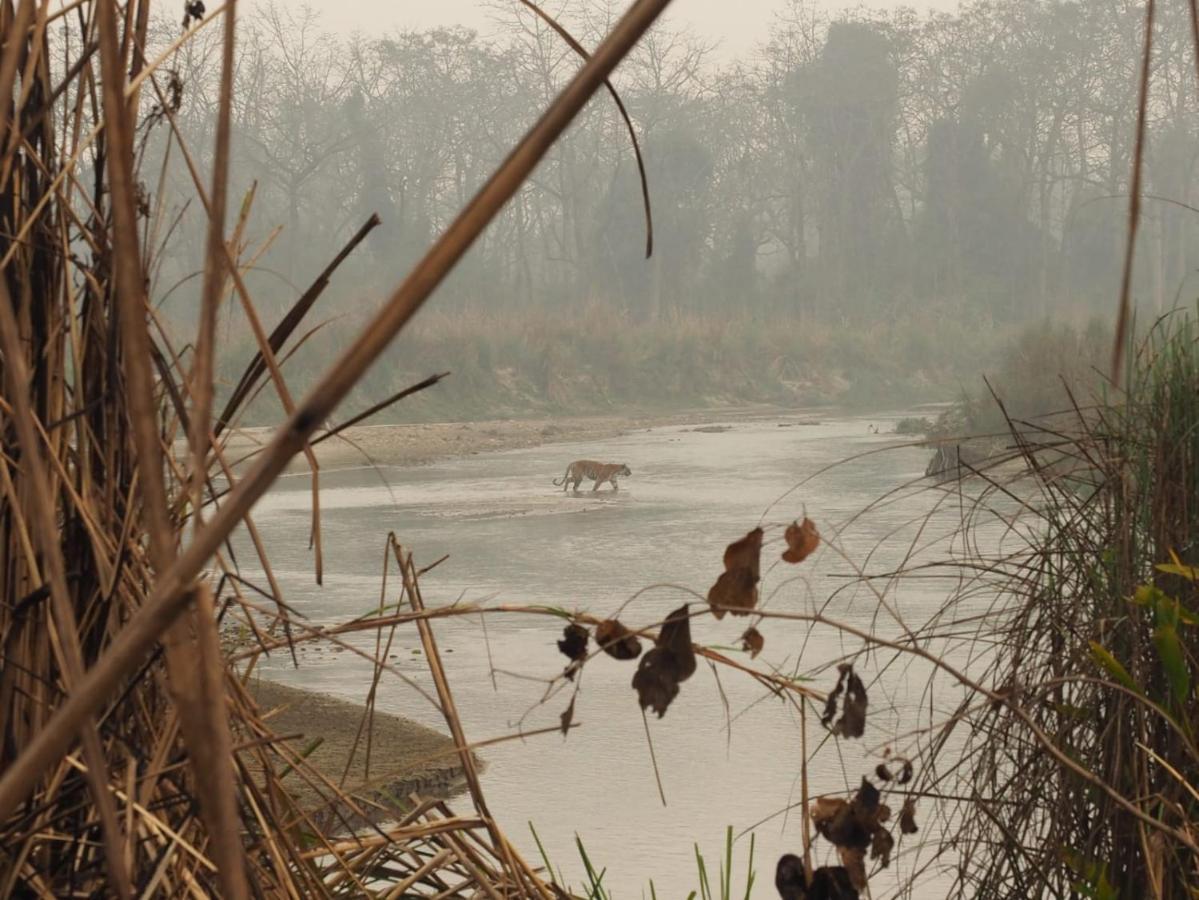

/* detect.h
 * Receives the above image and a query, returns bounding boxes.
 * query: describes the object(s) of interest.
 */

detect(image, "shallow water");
[243,410,1013,897]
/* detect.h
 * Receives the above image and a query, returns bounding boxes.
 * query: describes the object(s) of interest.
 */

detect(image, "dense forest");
[140,0,1195,415]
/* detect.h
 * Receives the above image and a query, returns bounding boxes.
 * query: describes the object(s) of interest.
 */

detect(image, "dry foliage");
[740,626,765,658]
[782,517,820,564]
[632,604,698,717]
[820,664,868,739]
[0,0,675,894]
[595,618,643,660]
[708,527,763,618]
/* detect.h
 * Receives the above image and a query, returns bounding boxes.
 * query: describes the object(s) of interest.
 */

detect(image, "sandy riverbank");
[220,405,798,473]
[245,679,473,832]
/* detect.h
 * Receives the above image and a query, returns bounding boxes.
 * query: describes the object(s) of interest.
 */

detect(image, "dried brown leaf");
[774,854,806,900]
[870,827,894,867]
[900,799,919,834]
[811,796,849,828]
[559,696,575,736]
[557,623,589,681]
[631,605,695,717]
[812,778,892,891]
[775,855,859,900]
[182,0,205,28]
[707,527,762,619]
[740,626,764,658]
[632,648,679,718]
[596,619,642,660]
[657,604,696,682]
[557,623,588,661]
[837,846,868,891]
[782,517,820,563]
[821,664,868,739]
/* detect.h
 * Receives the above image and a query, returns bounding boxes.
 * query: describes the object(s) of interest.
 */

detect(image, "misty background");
[136,0,1193,422]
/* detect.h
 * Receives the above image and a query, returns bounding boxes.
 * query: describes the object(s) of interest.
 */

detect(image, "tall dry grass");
[883,310,1199,899]
[0,0,677,894]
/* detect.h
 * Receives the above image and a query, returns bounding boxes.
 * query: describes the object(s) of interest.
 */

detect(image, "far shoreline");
[224,403,830,473]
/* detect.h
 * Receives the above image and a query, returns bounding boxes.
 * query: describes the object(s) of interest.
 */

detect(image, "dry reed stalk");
[97,0,249,893]
[1112,0,1155,385]
[0,0,678,824]
[0,4,131,895]
[0,0,677,894]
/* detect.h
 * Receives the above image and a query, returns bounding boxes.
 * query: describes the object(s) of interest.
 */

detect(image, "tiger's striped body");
[552,460,631,492]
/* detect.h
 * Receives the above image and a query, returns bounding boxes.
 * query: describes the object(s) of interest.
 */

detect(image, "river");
[244,408,1010,897]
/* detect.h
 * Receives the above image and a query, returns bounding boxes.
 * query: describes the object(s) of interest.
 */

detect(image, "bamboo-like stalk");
[0,0,678,824]
[0,0,674,894]
[97,0,249,893]
[1111,0,1155,385]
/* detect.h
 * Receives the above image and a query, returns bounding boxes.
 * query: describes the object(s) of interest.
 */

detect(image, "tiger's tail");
[552,464,572,487]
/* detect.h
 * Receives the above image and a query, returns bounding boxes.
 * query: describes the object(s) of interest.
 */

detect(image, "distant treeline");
[140,0,1198,326]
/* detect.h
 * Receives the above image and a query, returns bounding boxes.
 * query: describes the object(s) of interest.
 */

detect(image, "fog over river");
[244,409,1016,896]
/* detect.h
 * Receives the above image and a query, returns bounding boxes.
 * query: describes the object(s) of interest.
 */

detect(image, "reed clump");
[909,310,1199,898]
[0,0,676,894]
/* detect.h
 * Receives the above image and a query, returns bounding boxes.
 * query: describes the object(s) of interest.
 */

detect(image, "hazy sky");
[289,0,962,60]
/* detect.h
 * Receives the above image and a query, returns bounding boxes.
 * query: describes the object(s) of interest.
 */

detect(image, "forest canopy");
[132,0,1190,418]
[149,0,1194,317]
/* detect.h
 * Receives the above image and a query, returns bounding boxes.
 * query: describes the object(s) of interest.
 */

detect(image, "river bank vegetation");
[140,0,1199,421]
[2,0,1198,897]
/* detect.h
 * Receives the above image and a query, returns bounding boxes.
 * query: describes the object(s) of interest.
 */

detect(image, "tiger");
[552,460,632,492]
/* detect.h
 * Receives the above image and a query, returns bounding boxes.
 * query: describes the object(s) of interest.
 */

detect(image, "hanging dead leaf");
[181,0,205,28]
[838,846,868,891]
[631,605,696,717]
[875,763,892,782]
[860,777,881,808]
[557,623,588,661]
[782,517,820,564]
[557,623,589,680]
[821,664,868,739]
[811,778,892,892]
[559,696,575,736]
[632,649,678,717]
[596,619,642,660]
[870,827,894,867]
[897,759,913,785]
[707,527,762,619]
[811,796,849,829]
[811,797,869,849]
[899,799,918,834]
[740,626,764,658]
[775,854,805,900]
[657,604,696,682]
[775,854,859,900]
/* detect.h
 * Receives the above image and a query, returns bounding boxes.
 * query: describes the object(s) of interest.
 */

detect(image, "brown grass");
[0,0,678,894]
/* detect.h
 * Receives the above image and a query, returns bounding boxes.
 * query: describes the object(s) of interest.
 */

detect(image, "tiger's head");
[619,464,632,477]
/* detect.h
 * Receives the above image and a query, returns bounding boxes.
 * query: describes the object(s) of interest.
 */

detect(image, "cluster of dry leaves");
[555,518,821,720]
[775,662,920,898]
[809,776,919,890]
[554,517,919,896]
